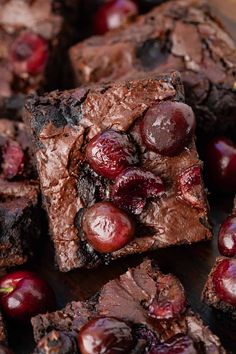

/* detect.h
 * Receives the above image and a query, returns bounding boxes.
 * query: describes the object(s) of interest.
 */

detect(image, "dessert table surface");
[9,1,236,353]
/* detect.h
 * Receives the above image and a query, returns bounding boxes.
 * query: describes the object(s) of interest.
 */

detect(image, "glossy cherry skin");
[111,167,164,214]
[82,201,135,253]
[78,317,134,354]
[86,130,138,179]
[140,101,196,156]
[10,33,48,75]
[218,215,236,257]
[148,274,186,320]
[0,271,55,322]
[94,0,138,34]
[204,137,236,193]
[212,258,236,306]
[2,140,24,180]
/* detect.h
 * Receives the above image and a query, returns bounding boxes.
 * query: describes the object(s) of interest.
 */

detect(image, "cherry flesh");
[140,101,195,156]
[2,140,24,180]
[94,0,138,35]
[204,137,236,193]
[218,215,236,257]
[212,258,236,306]
[86,130,138,180]
[10,33,48,75]
[0,271,55,322]
[149,334,197,354]
[82,201,135,253]
[78,317,134,354]
[111,167,164,214]
[148,274,186,320]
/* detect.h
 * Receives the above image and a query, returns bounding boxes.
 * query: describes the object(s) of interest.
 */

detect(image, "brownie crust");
[24,72,211,272]
[69,0,236,139]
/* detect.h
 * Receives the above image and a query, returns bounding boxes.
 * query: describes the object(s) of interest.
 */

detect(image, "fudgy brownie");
[202,256,236,318]
[0,119,41,267]
[69,0,236,139]
[31,260,226,353]
[0,311,6,344]
[0,0,79,103]
[25,73,211,272]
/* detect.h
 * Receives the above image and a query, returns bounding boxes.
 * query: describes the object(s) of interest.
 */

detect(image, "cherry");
[82,201,135,253]
[177,165,205,210]
[94,0,138,35]
[86,130,138,180]
[78,317,134,354]
[149,334,197,354]
[148,274,186,320]
[218,215,236,257]
[140,101,196,156]
[111,167,164,214]
[212,258,236,306]
[10,33,48,75]
[2,140,24,180]
[0,271,55,322]
[204,137,236,193]
[0,345,14,354]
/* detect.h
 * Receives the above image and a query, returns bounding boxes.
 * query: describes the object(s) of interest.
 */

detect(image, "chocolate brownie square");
[0,119,41,267]
[0,311,6,344]
[0,0,79,103]
[31,260,226,353]
[25,72,211,272]
[69,0,236,139]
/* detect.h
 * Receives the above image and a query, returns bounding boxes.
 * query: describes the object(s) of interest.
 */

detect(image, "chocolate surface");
[69,0,236,139]
[0,118,41,267]
[32,260,225,353]
[25,73,211,272]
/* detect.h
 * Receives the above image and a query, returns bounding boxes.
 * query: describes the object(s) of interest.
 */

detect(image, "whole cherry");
[140,101,196,156]
[78,317,134,354]
[212,258,236,306]
[0,271,55,322]
[94,0,138,34]
[204,137,236,193]
[218,215,236,257]
[10,33,48,76]
[82,201,135,253]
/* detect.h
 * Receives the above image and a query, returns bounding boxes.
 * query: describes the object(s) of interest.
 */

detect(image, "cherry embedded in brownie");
[0,119,41,268]
[0,0,79,105]
[31,260,226,353]
[69,0,236,140]
[24,72,211,272]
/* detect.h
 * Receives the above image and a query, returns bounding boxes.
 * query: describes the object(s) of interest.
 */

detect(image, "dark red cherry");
[177,165,205,210]
[0,271,55,322]
[82,201,135,253]
[86,130,139,179]
[10,33,48,75]
[212,258,236,306]
[140,101,195,156]
[78,317,134,354]
[94,0,138,35]
[149,334,197,354]
[148,274,186,320]
[204,137,236,193]
[111,167,164,214]
[218,215,236,257]
[2,140,24,179]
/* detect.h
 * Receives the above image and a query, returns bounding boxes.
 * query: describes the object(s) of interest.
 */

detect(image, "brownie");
[31,260,225,353]
[24,73,211,272]
[69,0,236,140]
[0,0,79,106]
[0,311,6,344]
[0,119,41,267]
